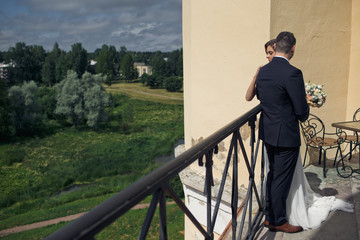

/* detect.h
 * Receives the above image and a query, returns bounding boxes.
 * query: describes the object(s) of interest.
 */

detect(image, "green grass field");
[105,81,183,104]
[1,204,184,240]
[0,83,184,239]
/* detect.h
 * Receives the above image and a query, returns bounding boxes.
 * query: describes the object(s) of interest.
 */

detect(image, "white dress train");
[264,148,354,230]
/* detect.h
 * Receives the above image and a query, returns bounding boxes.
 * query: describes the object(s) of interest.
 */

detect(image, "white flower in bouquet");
[305,81,326,108]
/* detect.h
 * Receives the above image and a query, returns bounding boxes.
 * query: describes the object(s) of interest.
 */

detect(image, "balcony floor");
[255,154,360,240]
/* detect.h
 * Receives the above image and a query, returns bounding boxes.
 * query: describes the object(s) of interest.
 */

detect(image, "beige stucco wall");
[183,0,270,238]
[183,0,271,207]
[184,0,271,150]
[347,0,360,120]
[182,0,359,238]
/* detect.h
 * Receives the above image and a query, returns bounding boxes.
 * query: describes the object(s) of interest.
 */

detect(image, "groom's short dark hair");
[276,31,296,54]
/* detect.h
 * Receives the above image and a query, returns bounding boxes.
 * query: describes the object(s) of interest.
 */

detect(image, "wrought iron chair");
[347,108,360,160]
[300,114,346,178]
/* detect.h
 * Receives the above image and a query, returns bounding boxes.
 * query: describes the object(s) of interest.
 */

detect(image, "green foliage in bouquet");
[305,81,326,108]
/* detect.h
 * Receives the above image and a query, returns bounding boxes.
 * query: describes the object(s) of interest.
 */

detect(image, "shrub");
[164,76,183,92]
[140,73,150,85]
[146,75,163,89]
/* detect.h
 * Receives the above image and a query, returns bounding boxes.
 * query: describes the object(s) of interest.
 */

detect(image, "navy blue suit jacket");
[256,57,309,147]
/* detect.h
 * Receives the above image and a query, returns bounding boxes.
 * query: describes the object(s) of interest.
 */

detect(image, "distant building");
[0,62,12,82]
[90,60,97,66]
[87,59,97,74]
[134,62,152,76]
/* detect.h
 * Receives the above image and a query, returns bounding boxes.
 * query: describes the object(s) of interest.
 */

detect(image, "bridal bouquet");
[305,81,326,108]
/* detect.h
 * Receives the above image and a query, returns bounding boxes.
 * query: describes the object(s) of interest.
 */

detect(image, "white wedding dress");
[264,149,353,230]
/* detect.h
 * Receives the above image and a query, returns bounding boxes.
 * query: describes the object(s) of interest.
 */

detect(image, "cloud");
[111,23,159,37]
[0,0,182,52]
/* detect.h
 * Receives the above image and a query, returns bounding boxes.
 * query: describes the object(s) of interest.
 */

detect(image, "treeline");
[0,42,183,141]
[0,42,183,87]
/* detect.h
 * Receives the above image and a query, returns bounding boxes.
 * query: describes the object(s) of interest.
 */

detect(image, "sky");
[0,0,182,53]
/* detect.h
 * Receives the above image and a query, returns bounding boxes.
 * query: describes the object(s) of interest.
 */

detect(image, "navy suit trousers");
[265,143,299,226]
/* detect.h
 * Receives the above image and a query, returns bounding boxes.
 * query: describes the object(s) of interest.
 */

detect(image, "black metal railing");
[46,104,264,240]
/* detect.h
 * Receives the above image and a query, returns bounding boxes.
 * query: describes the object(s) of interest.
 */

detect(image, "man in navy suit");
[256,31,309,233]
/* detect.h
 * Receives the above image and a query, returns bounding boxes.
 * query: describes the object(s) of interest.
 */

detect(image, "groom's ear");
[291,45,296,53]
[274,43,277,51]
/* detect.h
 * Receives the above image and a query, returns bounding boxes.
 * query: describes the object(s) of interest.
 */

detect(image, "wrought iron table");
[332,121,360,178]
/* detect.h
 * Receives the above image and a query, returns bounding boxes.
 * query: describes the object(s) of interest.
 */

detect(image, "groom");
[256,31,309,233]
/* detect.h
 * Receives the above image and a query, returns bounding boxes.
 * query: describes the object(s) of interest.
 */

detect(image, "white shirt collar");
[274,55,289,62]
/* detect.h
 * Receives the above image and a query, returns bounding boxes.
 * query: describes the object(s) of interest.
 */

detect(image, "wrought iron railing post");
[159,188,168,240]
[232,131,239,240]
[247,116,257,238]
[138,189,161,239]
[165,186,210,238]
[205,149,215,240]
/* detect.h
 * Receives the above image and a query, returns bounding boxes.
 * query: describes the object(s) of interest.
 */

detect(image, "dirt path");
[0,202,176,237]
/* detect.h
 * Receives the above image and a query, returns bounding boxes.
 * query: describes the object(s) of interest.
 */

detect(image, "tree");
[93,48,101,59]
[55,70,85,128]
[29,45,46,83]
[133,51,153,64]
[55,70,109,129]
[42,54,56,87]
[109,45,119,76]
[8,81,43,136]
[120,53,137,81]
[176,48,183,77]
[52,42,62,61]
[55,51,71,83]
[118,46,128,64]
[0,78,11,140]
[140,73,150,85]
[6,42,45,85]
[69,43,88,78]
[38,86,57,120]
[167,49,180,76]
[96,45,115,81]
[43,43,63,86]
[109,45,118,64]
[150,51,170,77]
[82,72,109,128]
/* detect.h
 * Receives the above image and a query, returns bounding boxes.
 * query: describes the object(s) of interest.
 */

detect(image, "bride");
[246,39,353,230]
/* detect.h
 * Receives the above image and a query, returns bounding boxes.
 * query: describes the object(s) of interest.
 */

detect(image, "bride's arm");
[245,66,261,101]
